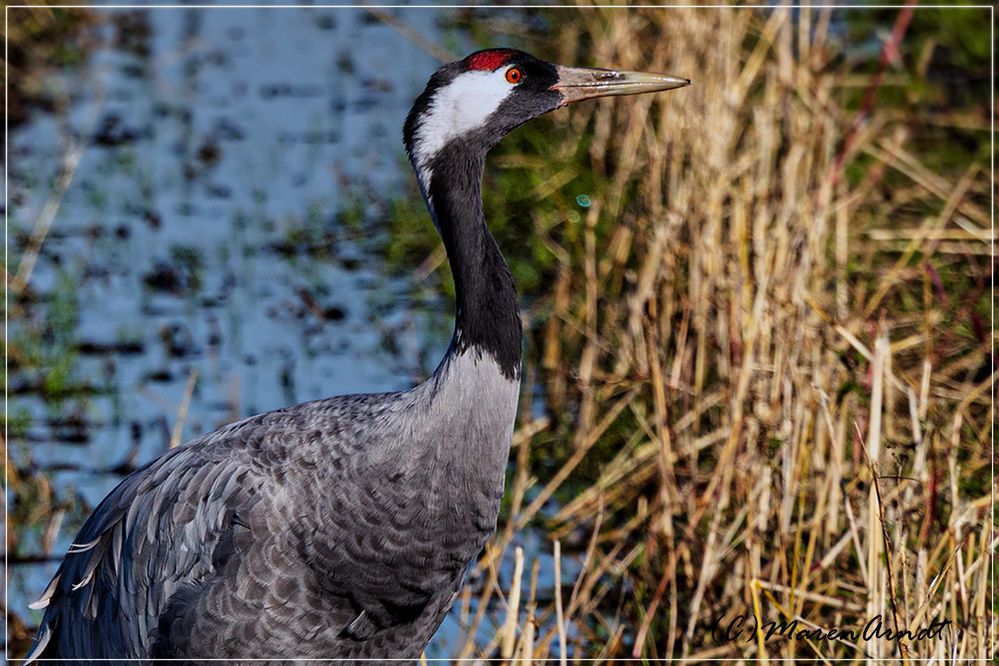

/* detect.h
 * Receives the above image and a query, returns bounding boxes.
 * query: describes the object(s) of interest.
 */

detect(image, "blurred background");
[4,3,993,662]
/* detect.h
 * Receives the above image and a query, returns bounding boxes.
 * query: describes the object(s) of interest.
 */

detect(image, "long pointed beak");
[553,65,690,105]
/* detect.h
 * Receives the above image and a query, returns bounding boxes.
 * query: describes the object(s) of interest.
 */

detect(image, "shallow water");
[8,6,539,659]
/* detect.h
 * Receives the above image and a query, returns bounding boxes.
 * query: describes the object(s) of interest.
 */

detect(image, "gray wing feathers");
[25,388,500,662]
[26,417,265,662]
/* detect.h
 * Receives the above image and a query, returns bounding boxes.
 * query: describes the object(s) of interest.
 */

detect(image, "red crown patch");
[465,50,514,72]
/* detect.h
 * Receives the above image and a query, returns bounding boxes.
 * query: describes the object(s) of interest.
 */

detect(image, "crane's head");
[404,48,689,192]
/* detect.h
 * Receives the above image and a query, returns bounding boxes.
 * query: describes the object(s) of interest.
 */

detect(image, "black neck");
[422,141,522,380]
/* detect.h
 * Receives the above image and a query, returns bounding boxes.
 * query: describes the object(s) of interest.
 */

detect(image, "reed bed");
[453,6,994,662]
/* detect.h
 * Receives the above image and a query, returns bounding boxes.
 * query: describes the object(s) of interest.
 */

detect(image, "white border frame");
[3,3,994,663]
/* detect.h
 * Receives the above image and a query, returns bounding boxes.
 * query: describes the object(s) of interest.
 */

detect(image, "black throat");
[421,139,522,381]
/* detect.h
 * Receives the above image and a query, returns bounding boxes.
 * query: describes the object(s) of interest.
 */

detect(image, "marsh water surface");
[8,7,524,658]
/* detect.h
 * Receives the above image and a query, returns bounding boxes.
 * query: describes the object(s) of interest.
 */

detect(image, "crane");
[27,48,688,663]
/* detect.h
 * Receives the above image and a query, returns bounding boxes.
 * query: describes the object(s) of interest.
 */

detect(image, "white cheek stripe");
[411,69,513,174]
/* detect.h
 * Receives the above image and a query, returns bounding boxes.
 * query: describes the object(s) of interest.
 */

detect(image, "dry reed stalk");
[501,547,525,660]
[553,540,568,665]
[12,139,86,294]
[460,5,992,661]
[168,369,200,449]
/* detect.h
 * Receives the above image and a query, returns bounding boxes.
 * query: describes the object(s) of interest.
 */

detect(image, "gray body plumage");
[28,351,518,663]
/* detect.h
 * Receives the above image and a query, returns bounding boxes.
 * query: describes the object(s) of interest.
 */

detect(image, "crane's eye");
[505,67,524,85]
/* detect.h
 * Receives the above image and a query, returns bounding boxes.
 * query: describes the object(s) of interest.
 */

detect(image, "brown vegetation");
[461,6,993,662]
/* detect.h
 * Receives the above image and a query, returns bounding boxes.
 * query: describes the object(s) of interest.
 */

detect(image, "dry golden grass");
[456,6,994,662]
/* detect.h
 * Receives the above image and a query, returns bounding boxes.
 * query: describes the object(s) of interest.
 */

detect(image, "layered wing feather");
[26,381,506,663]
[25,403,332,661]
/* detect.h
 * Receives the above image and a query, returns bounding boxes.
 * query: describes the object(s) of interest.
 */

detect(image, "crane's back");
[29,353,518,663]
